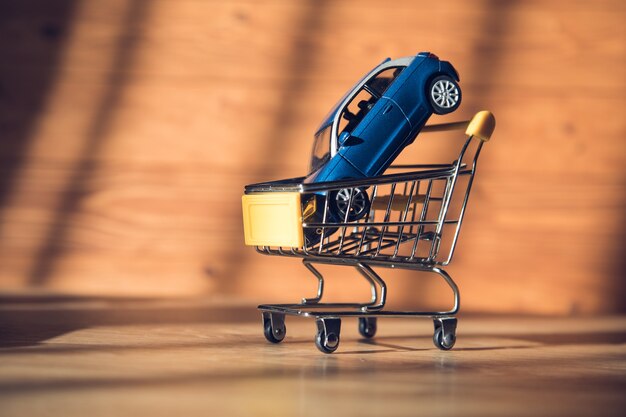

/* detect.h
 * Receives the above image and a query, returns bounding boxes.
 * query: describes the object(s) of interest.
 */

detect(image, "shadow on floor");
[356,330,626,353]
[1,294,625,352]
[0,296,258,348]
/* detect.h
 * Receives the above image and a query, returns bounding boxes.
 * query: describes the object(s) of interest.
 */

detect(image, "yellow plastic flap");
[242,192,303,247]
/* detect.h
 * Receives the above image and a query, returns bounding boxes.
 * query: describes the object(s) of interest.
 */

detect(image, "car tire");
[428,75,461,115]
[329,187,370,222]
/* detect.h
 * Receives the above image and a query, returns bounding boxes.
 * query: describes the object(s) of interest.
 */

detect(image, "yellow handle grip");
[465,111,496,142]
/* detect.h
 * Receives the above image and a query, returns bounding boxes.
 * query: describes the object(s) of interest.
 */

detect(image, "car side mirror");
[338,131,350,146]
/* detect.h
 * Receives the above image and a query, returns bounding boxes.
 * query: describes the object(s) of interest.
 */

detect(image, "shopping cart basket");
[242,111,496,353]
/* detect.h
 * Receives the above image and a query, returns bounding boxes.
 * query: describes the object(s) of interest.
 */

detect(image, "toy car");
[303,53,461,236]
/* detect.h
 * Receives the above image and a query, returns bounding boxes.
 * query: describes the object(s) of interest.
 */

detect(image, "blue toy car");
[304,53,461,225]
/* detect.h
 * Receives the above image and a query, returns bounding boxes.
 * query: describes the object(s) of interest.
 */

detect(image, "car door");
[336,67,411,177]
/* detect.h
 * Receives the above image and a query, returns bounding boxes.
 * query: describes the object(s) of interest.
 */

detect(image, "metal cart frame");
[244,111,495,353]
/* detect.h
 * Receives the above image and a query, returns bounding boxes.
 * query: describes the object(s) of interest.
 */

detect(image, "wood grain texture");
[0,0,624,313]
[0,299,625,417]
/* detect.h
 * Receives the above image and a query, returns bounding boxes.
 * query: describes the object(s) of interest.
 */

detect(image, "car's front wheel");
[329,187,370,222]
[428,75,461,115]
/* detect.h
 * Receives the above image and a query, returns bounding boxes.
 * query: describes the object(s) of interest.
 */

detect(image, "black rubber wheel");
[329,187,371,222]
[428,75,461,115]
[315,329,340,354]
[263,318,286,344]
[358,317,377,339]
[433,326,456,350]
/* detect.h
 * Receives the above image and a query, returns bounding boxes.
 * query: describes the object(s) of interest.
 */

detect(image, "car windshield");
[309,125,331,174]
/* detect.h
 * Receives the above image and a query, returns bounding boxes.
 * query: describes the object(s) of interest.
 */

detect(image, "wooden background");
[0,0,624,315]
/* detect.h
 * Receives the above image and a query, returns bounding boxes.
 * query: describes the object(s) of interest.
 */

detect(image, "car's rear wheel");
[428,75,461,115]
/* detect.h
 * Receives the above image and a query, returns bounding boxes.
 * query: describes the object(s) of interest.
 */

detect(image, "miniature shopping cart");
[242,111,495,353]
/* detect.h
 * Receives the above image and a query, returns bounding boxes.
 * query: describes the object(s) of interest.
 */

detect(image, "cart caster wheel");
[315,318,341,354]
[358,317,377,339]
[262,313,286,344]
[433,327,455,350]
[433,317,457,351]
[315,331,339,354]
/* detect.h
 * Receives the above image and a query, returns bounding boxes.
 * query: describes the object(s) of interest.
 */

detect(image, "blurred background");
[0,0,624,315]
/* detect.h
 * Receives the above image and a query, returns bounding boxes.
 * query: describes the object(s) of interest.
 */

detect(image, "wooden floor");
[1,298,625,417]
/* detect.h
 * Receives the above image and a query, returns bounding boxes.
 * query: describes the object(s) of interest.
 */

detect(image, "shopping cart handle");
[465,111,496,142]
[421,121,469,133]
[421,111,496,142]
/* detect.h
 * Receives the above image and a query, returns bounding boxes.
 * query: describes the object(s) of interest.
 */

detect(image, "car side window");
[309,125,331,174]
[338,88,375,136]
[337,67,405,137]
[367,67,404,97]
